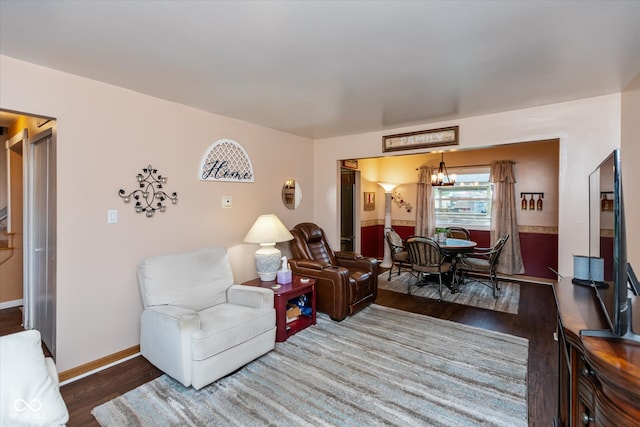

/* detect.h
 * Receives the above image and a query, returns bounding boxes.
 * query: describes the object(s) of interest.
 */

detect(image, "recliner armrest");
[140,305,201,387]
[147,305,200,323]
[228,285,274,308]
[290,259,329,270]
[335,251,362,260]
[336,255,378,273]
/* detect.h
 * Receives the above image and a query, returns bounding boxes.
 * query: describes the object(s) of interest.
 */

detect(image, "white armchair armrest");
[140,305,200,387]
[227,285,274,308]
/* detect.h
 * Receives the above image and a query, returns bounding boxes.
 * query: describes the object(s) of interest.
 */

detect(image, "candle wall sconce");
[520,192,544,211]
[600,191,614,212]
[118,165,178,217]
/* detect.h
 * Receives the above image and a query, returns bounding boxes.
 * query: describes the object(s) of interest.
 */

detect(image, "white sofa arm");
[227,285,274,308]
[140,306,200,387]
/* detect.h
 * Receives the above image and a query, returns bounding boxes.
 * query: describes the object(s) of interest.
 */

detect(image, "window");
[434,170,492,229]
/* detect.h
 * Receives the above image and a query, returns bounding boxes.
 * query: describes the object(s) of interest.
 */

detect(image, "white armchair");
[137,246,276,390]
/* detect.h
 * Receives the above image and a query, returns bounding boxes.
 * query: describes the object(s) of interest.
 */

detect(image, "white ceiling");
[1,1,639,139]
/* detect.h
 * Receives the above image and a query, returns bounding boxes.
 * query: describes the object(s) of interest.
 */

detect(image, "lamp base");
[255,244,281,282]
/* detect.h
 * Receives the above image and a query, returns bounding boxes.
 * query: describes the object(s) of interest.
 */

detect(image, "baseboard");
[0,299,23,310]
[58,345,141,384]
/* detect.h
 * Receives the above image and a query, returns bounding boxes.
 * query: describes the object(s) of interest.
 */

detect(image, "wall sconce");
[600,191,614,212]
[520,192,544,211]
[118,165,178,217]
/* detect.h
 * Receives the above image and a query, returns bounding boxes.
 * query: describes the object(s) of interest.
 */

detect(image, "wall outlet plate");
[222,196,232,208]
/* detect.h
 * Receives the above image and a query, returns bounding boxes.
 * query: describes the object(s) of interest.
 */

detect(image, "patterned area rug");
[379,271,520,314]
[92,305,528,426]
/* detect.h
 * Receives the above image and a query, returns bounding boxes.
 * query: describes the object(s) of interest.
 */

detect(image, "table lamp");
[244,214,293,281]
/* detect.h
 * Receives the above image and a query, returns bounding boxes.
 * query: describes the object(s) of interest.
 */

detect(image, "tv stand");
[553,277,640,426]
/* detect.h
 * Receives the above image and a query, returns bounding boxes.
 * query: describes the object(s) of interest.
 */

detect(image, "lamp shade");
[244,214,293,281]
[243,214,293,244]
[378,182,397,193]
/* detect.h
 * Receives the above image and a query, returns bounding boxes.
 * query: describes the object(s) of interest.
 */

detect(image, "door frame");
[4,129,27,235]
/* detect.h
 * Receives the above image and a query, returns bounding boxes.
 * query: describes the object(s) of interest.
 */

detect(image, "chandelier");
[431,153,456,186]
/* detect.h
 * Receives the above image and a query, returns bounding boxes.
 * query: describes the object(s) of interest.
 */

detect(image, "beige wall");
[358,140,559,229]
[622,73,640,271]
[0,55,314,372]
[314,95,621,278]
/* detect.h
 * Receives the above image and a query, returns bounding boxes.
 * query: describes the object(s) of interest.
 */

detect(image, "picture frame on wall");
[364,192,375,211]
[342,159,358,169]
[382,126,459,153]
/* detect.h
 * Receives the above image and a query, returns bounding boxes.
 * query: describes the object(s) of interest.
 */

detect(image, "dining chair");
[456,234,509,299]
[405,237,452,302]
[384,227,412,280]
[446,226,471,240]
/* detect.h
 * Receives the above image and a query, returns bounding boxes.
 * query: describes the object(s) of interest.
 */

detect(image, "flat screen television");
[583,149,639,342]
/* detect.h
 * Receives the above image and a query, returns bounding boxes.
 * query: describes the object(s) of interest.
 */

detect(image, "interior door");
[25,127,56,356]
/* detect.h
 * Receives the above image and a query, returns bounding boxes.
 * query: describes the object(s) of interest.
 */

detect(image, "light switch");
[107,209,118,224]
[222,196,232,208]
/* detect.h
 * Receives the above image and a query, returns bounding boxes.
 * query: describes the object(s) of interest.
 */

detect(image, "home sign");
[199,138,255,182]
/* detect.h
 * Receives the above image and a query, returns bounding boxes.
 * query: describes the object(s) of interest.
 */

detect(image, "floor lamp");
[378,183,397,268]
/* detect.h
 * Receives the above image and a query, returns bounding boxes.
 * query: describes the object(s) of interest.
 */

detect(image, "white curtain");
[490,160,525,275]
[415,166,435,237]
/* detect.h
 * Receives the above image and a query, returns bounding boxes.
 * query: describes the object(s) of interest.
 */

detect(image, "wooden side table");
[242,275,316,342]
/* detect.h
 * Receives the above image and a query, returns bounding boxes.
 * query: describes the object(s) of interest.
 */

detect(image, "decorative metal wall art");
[391,190,413,213]
[118,165,178,217]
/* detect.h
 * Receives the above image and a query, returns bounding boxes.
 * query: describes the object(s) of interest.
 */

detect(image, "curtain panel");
[490,160,525,275]
[415,166,435,238]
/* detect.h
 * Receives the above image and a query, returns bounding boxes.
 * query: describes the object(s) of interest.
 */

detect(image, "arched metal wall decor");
[199,139,254,182]
[118,165,178,217]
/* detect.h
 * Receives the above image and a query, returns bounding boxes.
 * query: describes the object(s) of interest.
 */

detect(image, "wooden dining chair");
[405,237,452,302]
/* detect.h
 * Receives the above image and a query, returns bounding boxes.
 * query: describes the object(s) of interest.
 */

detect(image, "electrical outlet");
[222,196,232,208]
[107,209,118,224]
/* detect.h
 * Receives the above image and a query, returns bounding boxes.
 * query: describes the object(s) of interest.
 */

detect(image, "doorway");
[340,168,358,252]
[0,111,57,356]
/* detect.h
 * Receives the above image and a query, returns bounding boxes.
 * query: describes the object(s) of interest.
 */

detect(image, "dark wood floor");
[0,280,558,426]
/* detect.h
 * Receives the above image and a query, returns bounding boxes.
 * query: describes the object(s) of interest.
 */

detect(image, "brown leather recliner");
[289,222,378,321]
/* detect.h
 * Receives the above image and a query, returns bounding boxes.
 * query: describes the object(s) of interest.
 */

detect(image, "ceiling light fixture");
[431,153,456,186]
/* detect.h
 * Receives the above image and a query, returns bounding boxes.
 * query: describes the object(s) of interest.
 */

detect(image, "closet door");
[25,128,56,356]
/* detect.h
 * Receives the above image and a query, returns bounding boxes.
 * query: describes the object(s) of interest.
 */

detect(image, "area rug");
[379,271,520,314]
[92,304,528,427]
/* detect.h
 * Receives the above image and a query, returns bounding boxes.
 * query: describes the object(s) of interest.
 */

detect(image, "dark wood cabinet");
[553,278,640,426]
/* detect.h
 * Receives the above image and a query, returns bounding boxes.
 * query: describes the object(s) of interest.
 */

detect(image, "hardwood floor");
[0,280,558,426]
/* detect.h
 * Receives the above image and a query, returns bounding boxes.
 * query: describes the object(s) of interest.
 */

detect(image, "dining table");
[437,238,477,291]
